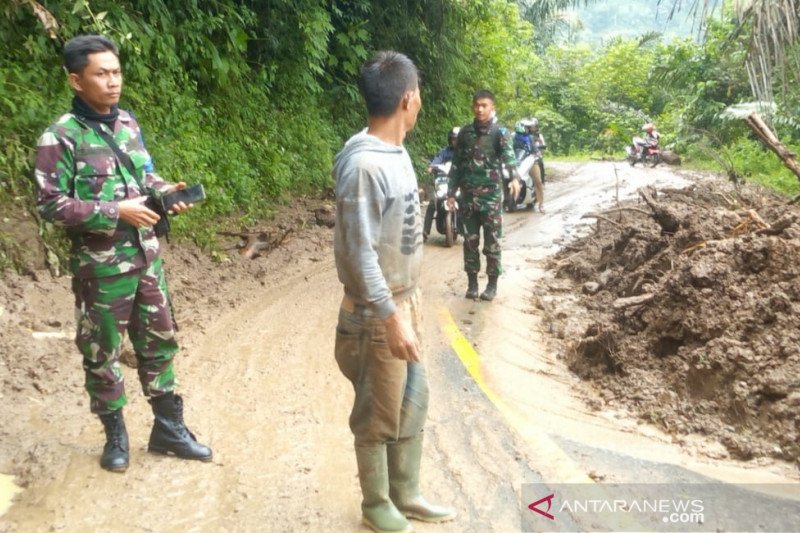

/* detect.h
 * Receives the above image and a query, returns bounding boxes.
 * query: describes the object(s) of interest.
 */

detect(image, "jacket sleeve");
[499,129,518,168]
[34,129,119,234]
[447,135,466,197]
[336,165,396,319]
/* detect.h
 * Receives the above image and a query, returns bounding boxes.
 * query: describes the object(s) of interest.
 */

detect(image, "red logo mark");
[529,493,555,520]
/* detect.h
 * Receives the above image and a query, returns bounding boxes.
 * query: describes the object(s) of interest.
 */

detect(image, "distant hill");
[571,0,722,44]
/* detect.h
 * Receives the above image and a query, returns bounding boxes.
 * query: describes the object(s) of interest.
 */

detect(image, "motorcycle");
[504,145,545,212]
[626,136,661,167]
[423,162,462,247]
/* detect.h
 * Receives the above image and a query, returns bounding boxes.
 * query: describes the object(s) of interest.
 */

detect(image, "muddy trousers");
[335,290,431,529]
[334,289,429,445]
[73,258,178,414]
[461,197,503,276]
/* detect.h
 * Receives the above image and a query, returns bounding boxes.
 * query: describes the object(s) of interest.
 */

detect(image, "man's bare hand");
[165,181,192,214]
[384,312,420,362]
[118,197,159,228]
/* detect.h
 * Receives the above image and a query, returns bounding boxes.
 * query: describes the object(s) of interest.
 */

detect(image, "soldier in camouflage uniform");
[34,35,211,472]
[447,89,521,301]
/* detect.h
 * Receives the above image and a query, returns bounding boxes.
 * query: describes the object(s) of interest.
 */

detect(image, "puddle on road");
[0,473,22,517]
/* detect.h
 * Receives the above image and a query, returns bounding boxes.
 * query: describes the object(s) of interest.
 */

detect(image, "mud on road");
[541,179,800,465]
[1,163,799,531]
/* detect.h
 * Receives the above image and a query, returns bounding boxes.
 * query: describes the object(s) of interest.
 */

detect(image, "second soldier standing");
[447,89,520,301]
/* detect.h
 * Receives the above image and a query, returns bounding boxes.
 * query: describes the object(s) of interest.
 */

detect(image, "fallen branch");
[597,207,652,216]
[217,229,267,237]
[681,241,707,255]
[581,213,623,228]
[745,113,800,182]
[612,293,654,309]
[756,214,794,236]
[737,209,770,230]
[638,188,681,234]
[239,229,293,259]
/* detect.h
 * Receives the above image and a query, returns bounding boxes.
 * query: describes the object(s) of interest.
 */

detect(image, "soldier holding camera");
[33,35,211,472]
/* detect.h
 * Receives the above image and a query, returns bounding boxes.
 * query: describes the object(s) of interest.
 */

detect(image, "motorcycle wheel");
[650,153,661,168]
[444,210,456,247]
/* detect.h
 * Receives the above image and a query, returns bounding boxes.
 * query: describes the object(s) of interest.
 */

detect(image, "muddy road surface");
[2,161,798,532]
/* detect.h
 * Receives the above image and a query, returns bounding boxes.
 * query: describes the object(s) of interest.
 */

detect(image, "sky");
[570,0,723,44]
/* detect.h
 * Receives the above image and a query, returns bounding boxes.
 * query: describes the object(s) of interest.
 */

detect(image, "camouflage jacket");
[447,119,518,201]
[34,110,172,279]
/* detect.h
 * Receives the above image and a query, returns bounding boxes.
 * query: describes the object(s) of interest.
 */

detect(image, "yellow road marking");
[439,308,594,484]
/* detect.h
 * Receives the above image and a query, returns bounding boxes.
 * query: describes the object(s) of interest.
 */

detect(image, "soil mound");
[544,182,800,465]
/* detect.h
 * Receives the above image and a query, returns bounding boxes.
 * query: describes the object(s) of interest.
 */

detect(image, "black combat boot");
[98,409,129,472]
[148,392,212,461]
[465,273,479,300]
[480,275,498,301]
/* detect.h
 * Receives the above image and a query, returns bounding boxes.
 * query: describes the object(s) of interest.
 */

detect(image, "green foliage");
[1,0,800,275]
[0,231,29,272]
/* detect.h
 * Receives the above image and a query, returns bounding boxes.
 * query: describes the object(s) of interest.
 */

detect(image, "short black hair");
[63,35,119,74]
[472,89,495,103]
[358,50,419,117]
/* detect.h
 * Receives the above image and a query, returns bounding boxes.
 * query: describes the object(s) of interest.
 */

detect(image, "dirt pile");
[542,181,800,465]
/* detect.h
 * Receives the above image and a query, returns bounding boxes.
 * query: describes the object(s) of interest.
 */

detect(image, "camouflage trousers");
[460,195,504,276]
[72,258,177,414]
[334,288,429,446]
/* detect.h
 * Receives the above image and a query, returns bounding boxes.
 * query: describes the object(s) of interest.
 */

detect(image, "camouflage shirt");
[447,119,518,200]
[34,110,171,279]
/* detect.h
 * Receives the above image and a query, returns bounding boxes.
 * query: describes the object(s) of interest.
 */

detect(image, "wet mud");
[542,181,800,465]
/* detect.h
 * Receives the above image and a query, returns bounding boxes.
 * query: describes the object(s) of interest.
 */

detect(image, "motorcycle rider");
[513,121,531,157]
[513,118,546,213]
[643,123,660,148]
[423,127,460,240]
[427,127,460,171]
[634,123,660,160]
[526,118,546,212]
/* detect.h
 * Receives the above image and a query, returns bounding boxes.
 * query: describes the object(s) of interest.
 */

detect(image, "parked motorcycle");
[626,136,661,167]
[504,145,545,212]
[423,162,462,247]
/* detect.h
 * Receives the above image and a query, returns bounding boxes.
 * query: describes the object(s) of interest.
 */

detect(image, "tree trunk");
[745,113,800,182]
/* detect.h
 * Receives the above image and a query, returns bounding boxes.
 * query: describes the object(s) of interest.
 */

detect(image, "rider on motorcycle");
[513,118,546,213]
[513,121,531,156]
[525,118,546,153]
[423,127,460,240]
[427,126,460,171]
[635,123,660,159]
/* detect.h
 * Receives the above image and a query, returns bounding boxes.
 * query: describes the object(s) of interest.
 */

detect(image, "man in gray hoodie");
[333,50,456,533]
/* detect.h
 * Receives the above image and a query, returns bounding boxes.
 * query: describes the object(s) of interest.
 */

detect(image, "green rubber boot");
[387,434,457,523]
[356,445,413,533]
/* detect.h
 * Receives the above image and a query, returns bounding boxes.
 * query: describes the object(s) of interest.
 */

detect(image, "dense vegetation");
[1,0,798,271]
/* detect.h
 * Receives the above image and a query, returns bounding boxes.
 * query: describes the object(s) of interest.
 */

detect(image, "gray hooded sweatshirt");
[333,129,422,319]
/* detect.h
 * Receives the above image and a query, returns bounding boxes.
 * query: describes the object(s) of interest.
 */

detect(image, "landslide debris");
[542,182,800,465]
